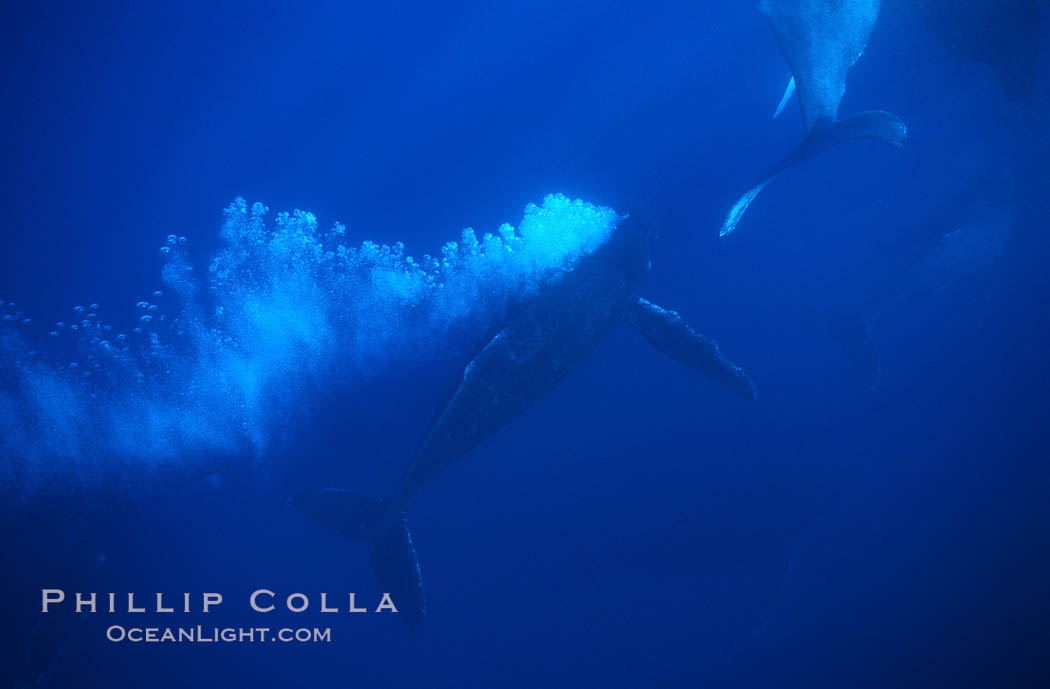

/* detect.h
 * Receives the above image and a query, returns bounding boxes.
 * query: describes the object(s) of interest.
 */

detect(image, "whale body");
[292,215,756,628]
[721,0,907,237]
[821,172,1014,387]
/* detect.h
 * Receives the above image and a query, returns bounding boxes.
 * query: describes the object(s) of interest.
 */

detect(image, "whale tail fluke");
[290,489,426,630]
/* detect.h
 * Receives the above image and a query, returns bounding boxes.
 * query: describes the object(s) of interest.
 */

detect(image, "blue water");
[2,2,1048,688]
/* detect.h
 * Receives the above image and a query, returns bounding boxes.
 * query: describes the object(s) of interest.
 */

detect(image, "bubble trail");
[0,194,621,502]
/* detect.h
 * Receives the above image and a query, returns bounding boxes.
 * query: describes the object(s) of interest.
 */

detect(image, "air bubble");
[1,194,619,487]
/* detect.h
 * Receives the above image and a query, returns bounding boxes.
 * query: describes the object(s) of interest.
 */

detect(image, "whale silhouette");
[721,0,908,237]
[817,169,1014,387]
[291,216,756,628]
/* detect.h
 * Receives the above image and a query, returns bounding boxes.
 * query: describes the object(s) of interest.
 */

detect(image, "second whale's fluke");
[721,0,907,237]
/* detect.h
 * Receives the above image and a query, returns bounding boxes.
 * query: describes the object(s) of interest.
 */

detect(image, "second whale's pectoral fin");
[720,110,906,237]
[720,177,777,237]
[630,298,756,400]
[773,76,796,119]
[798,110,907,161]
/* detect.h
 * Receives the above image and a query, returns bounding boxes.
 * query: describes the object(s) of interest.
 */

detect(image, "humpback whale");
[721,0,908,237]
[822,174,1014,386]
[291,216,756,628]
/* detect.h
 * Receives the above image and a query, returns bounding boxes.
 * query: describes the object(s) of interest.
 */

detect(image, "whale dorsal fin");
[759,0,882,132]
[630,298,756,400]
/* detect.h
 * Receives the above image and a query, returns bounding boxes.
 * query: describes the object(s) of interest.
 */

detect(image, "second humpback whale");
[291,215,756,628]
[825,173,1014,387]
[721,0,908,237]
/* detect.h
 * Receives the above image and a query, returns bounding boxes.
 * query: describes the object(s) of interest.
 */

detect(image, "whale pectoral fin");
[720,177,775,237]
[810,110,908,153]
[773,76,796,119]
[720,110,906,237]
[631,298,756,400]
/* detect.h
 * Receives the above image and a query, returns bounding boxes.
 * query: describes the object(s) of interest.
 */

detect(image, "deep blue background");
[2,2,1049,687]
